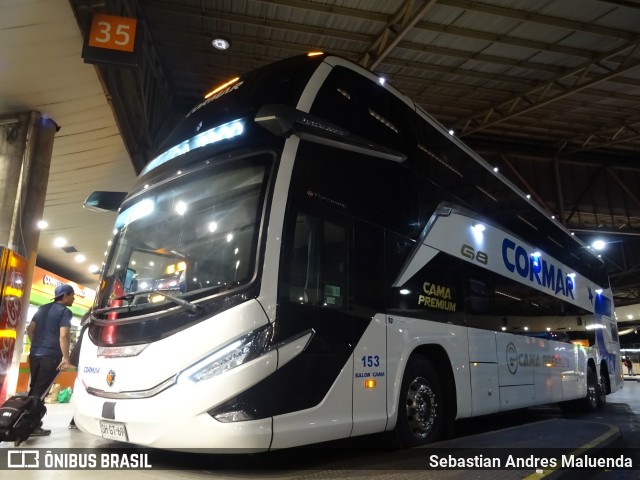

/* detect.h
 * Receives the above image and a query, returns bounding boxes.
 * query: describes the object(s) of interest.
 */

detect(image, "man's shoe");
[31,427,51,436]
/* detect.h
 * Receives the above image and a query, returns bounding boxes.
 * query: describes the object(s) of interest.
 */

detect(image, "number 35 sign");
[82,13,140,66]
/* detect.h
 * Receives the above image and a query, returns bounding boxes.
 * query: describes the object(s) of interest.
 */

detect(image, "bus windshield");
[95,154,273,312]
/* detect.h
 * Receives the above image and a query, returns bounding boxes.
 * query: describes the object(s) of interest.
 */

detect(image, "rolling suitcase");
[0,395,47,446]
[0,375,58,446]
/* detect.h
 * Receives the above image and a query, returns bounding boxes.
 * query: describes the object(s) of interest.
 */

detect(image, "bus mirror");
[255,104,406,163]
[84,191,127,212]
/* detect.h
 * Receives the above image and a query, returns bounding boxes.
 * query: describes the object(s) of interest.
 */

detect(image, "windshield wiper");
[116,289,203,314]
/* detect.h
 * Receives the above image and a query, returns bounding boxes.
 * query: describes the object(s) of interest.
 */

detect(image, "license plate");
[99,420,128,442]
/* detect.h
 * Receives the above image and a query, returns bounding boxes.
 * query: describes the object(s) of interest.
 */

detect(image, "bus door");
[273,207,355,446]
[351,220,387,437]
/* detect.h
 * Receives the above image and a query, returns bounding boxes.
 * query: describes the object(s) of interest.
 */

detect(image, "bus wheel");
[394,355,444,447]
[581,366,598,412]
[597,366,609,408]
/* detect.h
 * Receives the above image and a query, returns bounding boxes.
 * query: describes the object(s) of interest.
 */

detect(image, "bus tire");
[597,365,609,408]
[581,366,598,412]
[393,355,444,447]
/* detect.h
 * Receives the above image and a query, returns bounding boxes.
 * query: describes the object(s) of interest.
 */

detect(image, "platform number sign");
[89,13,137,52]
[82,13,141,67]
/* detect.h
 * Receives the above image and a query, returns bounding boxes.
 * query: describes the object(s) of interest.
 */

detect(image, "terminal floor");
[3,380,640,479]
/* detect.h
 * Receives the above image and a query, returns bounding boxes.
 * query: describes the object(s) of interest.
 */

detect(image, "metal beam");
[459,41,640,136]
[361,0,438,70]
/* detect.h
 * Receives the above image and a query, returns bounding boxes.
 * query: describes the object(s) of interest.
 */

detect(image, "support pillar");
[0,111,58,398]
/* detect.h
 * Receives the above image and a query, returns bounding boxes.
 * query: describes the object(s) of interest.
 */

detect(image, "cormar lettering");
[501,239,574,299]
[188,81,244,116]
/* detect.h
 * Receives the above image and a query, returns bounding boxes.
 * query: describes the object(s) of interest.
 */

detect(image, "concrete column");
[0,111,58,397]
[0,113,30,249]
[9,112,58,260]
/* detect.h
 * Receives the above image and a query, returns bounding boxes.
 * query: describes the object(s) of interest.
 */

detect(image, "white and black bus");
[75,52,623,451]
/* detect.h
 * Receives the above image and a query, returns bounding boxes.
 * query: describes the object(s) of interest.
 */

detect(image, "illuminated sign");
[141,119,245,175]
[82,13,141,67]
[31,266,96,311]
[88,14,137,52]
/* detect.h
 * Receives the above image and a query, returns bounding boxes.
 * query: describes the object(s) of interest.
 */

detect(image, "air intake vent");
[61,246,78,253]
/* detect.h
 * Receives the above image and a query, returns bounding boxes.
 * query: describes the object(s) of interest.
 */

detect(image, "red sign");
[0,248,28,403]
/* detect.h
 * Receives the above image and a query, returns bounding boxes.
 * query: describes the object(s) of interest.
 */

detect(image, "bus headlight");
[178,325,271,384]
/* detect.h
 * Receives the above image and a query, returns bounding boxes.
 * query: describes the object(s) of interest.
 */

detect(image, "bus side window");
[288,212,347,309]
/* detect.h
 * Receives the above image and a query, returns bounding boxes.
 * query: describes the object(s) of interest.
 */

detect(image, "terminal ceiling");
[6,1,640,322]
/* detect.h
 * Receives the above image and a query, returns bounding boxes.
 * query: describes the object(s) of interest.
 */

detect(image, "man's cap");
[54,284,75,299]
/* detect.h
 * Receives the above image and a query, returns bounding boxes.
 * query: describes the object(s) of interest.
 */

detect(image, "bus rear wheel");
[394,355,444,447]
[597,365,609,408]
[581,366,598,412]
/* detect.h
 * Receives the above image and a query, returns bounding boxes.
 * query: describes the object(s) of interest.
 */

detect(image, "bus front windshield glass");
[96,155,272,312]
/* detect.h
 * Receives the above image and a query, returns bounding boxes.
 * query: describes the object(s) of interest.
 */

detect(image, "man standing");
[27,283,75,436]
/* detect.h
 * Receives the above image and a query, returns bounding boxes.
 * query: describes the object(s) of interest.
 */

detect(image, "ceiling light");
[75,254,86,263]
[591,239,606,251]
[37,220,48,229]
[88,264,100,274]
[212,38,230,50]
[472,222,486,233]
[54,237,67,248]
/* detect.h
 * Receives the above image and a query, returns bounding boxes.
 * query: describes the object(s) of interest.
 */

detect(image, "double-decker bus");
[75,52,623,451]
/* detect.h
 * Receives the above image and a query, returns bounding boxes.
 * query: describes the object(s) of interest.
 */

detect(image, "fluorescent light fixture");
[586,324,604,330]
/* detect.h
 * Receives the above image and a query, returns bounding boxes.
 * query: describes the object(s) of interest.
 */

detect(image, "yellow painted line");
[521,423,620,480]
